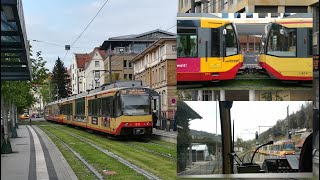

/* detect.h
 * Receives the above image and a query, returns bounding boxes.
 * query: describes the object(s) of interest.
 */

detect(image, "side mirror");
[280,29,284,35]
[223,29,227,35]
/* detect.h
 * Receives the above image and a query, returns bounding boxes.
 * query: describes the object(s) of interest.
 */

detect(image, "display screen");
[120,88,148,95]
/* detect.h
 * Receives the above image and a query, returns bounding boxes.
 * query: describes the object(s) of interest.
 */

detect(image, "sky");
[23,0,177,71]
[185,101,310,141]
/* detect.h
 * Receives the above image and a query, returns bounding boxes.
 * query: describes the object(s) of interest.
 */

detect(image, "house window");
[129,62,132,68]
[172,45,176,52]
[95,71,100,78]
[124,74,128,79]
[123,60,127,68]
[95,61,99,67]
[129,74,132,80]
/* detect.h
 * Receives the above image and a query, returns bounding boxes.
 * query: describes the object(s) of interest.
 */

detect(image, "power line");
[31,39,94,49]
[70,0,110,48]
[63,0,110,61]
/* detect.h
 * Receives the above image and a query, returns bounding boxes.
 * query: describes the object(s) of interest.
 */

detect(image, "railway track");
[49,125,161,180]
[126,142,176,161]
[42,128,104,180]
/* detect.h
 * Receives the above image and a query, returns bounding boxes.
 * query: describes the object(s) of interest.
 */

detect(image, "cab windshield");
[121,95,150,116]
[282,143,294,150]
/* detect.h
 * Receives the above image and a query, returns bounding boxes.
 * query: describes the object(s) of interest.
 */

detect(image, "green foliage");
[1,42,49,112]
[52,57,71,98]
[177,101,192,173]
[177,90,192,101]
[1,81,36,113]
[251,102,313,143]
[30,51,50,85]
[260,91,288,101]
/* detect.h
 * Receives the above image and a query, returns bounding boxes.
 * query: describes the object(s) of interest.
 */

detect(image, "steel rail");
[50,125,161,180]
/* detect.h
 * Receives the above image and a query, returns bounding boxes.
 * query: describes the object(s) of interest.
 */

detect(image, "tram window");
[211,28,220,57]
[91,99,101,116]
[75,98,85,116]
[308,29,312,56]
[88,100,92,115]
[225,24,238,56]
[267,23,297,57]
[177,29,197,58]
[102,97,112,117]
[113,94,122,117]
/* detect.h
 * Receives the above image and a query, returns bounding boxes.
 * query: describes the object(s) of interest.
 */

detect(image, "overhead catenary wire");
[31,39,93,49]
[63,0,110,61]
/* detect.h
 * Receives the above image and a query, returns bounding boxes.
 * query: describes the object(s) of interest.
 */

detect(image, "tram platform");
[1,125,77,180]
[152,129,177,144]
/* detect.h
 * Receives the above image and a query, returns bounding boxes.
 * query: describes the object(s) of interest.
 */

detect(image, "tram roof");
[274,13,312,28]
[46,80,160,105]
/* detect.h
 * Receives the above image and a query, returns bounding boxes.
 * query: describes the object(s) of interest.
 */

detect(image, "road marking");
[27,126,49,180]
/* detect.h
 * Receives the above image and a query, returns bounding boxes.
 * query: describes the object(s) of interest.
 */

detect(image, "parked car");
[19,113,30,120]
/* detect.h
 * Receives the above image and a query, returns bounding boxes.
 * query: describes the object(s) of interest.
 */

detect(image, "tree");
[52,57,71,98]
[31,51,50,85]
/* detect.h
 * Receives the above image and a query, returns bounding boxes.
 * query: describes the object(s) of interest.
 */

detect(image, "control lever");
[250,141,274,164]
[237,141,273,173]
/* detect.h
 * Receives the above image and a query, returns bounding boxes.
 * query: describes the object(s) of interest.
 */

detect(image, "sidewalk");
[1,125,78,180]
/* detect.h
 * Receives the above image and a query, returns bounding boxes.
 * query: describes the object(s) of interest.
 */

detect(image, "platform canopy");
[1,0,32,81]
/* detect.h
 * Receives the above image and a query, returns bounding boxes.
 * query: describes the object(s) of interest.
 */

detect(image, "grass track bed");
[41,126,146,180]
[54,125,176,180]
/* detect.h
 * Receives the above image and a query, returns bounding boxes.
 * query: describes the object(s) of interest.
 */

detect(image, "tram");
[45,81,156,136]
[259,139,295,157]
[259,14,313,81]
[176,13,243,82]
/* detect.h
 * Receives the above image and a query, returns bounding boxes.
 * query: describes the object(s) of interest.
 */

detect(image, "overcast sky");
[185,101,310,141]
[23,0,177,71]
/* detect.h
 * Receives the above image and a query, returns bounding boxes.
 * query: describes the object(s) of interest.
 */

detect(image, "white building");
[191,144,210,162]
[71,47,106,95]
[82,47,106,91]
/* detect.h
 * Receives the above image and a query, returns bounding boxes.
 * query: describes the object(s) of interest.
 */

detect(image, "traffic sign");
[171,98,176,105]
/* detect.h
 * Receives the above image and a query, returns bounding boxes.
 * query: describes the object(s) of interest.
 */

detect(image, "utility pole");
[215,95,219,173]
[287,105,289,137]
[108,44,112,84]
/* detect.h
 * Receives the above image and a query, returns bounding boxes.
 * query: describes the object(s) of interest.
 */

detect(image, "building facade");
[70,48,106,95]
[131,37,177,126]
[82,47,106,91]
[100,29,176,84]
[178,0,319,13]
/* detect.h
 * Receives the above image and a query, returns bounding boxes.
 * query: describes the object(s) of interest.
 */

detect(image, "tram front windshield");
[283,143,295,150]
[121,95,150,116]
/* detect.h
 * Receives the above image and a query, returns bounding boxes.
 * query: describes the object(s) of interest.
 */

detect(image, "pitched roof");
[75,53,90,69]
[109,29,175,40]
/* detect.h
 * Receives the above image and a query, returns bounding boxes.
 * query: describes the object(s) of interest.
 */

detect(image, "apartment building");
[100,29,175,84]
[131,37,177,124]
[178,0,319,13]
[70,47,106,95]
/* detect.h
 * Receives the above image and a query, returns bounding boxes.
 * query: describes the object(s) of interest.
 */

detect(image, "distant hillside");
[190,129,221,141]
[190,129,222,155]
[246,102,313,145]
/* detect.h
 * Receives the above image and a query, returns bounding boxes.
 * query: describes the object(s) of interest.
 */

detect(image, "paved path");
[1,125,78,180]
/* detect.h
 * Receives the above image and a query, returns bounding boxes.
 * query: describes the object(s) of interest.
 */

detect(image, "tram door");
[151,95,162,129]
